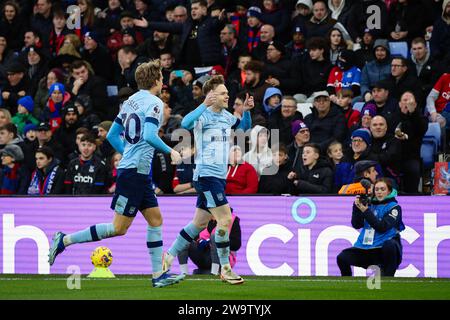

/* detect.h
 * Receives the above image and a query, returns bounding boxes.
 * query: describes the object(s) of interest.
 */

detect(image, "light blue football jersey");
[193,107,237,180]
[116,90,164,175]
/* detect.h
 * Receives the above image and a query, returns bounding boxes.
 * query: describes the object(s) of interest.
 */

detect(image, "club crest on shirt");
[153,105,160,114]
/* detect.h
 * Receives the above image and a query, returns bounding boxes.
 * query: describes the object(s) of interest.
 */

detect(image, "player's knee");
[114,225,128,236]
[217,216,232,229]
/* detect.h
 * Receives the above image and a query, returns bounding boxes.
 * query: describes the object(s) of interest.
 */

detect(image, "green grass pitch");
[1,275,450,300]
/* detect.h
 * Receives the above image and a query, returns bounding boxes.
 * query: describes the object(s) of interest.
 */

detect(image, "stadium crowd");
[1,0,450,196]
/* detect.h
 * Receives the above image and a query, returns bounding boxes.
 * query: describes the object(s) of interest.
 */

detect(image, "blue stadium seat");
[421,122,441,169]
[353,102,365,112]
[389,41,409,58]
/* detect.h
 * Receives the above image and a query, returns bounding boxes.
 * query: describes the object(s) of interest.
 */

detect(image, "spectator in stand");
[78,0,99,38]
[288,119,311,172]
[33,68,66,119]
[0,123,25,151]
[426,72,450,130]
[27,146,65,195]
[96,120,115,162]
[11,96,40,135]
[0,144,29,194]
[327,140,344,167]
[304,0,350,39]
[26,45,49,97]
[328,0,353,28]
[264,40,302,95]
[226,145,259,194]
[257,86,282,126]
[1,61,30,115]
[364,80,398,121]
[0,109,11,127]
[159,51,175,85]
[220,24,241,78]
[116,45,148,90]
[20,30,44,61]
[388,0,428,43]
[268,95,303,146]
[238,6,263,56]
[243,60,271,112]
[430,0,450,60]
[107,151,122,194]
[48,7,72,58]
[152,134,174,195]
[260,0,290,43]
[64,133,108,195]
[258,144,293,195]
[68,60,108,119]
[360,39,392,102]
[289,142,334,194]
[42,82,71,132]
[335,128,379,189]
[53,105,81,166]
[299,37,333,100]
[141,0,226,68]
[409,37,445,102]
[385,56,422,106]
[172,142,196,195]
[68,127,89,162]
[23,124,37,146]
[160,102,182,145]
[285,26,308,62]
[369,115,402,187]
[251,23,276,62]
[74,94,101,130]
[336,89,360,129]
[303,91,347,152]
[338,159,380,195]
[347,0,389,41]
[226,54,252,109]
[0,33,17,88]
[243,125,273,177]
[328,27,351,66]
[292,0,313,33]
[96,0,124,36]
[349,103,377,139]
[136,29,173,59]
[354,28,376,69]
[0,0,27,53]
[30,0,54,47]
[389,91,428,193]
[327,50,361,101]
[82,31,113,82]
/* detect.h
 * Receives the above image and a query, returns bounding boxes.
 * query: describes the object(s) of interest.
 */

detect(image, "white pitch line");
[0,277,449,283]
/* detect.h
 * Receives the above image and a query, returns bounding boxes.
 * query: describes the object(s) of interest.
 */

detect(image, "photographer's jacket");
[64,156,107,195]
[352,190,405,249]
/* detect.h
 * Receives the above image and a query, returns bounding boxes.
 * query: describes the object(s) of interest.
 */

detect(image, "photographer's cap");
[355,160,378,176]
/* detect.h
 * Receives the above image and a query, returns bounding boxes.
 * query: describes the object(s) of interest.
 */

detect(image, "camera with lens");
[358,178,372,206]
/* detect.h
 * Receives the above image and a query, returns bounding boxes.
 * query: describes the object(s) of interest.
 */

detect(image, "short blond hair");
[135,59,162,90]
[202,75,225,95]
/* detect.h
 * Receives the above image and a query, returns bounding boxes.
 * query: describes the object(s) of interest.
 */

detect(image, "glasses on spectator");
[351,138,364,143]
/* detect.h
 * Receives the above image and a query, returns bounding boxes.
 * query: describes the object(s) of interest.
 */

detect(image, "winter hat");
[291,119,309,137]
[18,96,34,113]
[122,27,137,42]
[49,82,65,97]
[268,40,285,55]
[247,6,262,19]
[63,104,79,116]
[361,103,377,117]
[0,144,24,162]
[296,0,313,10]
[209,65,225,76]
[85,31,100,43]
[23,123,38,136]
[373,39,389,52]
[351,128,372,145]
[98,121,112,132]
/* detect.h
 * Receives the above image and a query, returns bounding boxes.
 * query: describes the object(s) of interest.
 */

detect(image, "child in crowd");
[11,96,40,135]
[107,152,122,194]
[336,89,360,129]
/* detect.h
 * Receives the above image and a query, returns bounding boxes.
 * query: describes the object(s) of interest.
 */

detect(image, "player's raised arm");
[143,119,181,164]
[181,91,216,130]
[107,118,125,154]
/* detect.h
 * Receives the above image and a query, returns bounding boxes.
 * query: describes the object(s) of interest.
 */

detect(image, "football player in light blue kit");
[48,60,185,288]
[163,75,253,284]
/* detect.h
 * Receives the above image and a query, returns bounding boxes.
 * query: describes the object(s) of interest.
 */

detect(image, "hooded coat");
[430,0,450,59]
[243,125,273,177]
[360,39,392,96]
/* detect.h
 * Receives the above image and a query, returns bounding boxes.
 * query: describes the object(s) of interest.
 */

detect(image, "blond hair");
[135,59,162,90]
[202,75,225,95]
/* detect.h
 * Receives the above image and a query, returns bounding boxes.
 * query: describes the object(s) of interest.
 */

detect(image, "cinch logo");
[74,174,94,184]
[245,198,450,277]
[1,214,50,274]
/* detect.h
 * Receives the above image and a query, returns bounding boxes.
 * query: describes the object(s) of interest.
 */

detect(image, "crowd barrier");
[0,195,449,277]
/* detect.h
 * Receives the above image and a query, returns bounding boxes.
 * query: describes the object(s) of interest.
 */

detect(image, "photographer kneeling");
[337,178,405,276]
